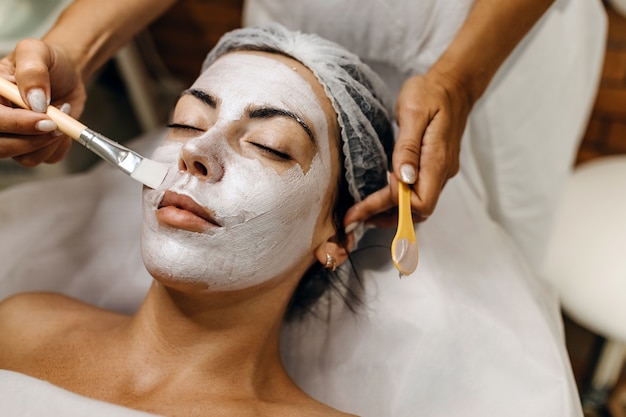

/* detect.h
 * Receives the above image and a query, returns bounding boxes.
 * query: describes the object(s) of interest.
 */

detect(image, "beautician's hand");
[0,39,86,167]
[344,69,472,228]
[344,0,554,231]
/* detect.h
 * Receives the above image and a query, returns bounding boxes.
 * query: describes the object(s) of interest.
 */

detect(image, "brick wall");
[578,3,626,164]
[147,0,244,86]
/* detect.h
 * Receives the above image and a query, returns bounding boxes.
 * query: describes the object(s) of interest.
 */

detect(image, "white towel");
[0,370,160,417]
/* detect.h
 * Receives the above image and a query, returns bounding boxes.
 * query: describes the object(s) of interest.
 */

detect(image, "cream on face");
[141,53,335,291]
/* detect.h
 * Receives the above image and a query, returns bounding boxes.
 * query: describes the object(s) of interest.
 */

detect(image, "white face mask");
[141,53,335,291]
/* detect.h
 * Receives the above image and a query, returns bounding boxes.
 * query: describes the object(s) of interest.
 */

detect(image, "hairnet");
[201,23,394,204]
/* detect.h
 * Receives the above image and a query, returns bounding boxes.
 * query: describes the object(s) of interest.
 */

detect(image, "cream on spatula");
[0,77,169,189]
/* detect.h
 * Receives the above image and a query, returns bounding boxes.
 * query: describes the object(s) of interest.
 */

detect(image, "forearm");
[43,0,176,81]
[432,0,555,104]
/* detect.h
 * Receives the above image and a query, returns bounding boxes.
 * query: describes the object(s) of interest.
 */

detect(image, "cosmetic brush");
[0,77,169,189]
[391,181,418,276]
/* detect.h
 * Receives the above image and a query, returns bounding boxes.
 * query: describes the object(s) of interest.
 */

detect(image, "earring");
[324,253,337,272]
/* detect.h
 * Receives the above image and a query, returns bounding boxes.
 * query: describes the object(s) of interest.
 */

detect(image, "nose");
[179,141,224,182]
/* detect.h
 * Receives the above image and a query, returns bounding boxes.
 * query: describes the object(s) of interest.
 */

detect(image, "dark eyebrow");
[180,90,315,143]
[182,88,217,108]
[249,107,315,143]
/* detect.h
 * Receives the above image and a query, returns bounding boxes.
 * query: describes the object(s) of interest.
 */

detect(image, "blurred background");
[1,0,626,415]
[0,0,243,187]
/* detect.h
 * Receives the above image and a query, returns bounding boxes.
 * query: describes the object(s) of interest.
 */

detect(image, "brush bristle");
[130,158,169,189]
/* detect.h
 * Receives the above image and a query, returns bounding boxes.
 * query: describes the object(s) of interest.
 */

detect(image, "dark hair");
[285,143,361,321]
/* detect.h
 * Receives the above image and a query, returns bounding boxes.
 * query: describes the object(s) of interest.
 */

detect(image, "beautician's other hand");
[0,38,86,167]
[344,69,472,228]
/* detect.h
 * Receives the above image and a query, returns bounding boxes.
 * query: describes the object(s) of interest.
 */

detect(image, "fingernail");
[35,119,57,132]
[59,102,71,114]
[52,130,63,137]
[27,88,48,113]
[400,164,416,184]
[345,222,360,234]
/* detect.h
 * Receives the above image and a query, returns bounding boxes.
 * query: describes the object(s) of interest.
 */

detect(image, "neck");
[117,274,300,398]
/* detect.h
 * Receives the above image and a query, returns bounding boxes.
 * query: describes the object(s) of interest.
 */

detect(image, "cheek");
[269,155,333,230]
[219,159,319,225]
[151,141,183,165]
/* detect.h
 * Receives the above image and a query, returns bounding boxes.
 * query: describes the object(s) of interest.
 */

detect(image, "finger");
[386,174,430,223]
[410,128,450,217]
[412,212,431,223]
[392,103,430,186]
[0,131,62,160]
[12,137,67,167]
[13,39,52,112]
[353,195,431,229]
[43,136,72,164]
[0,106,57,135]
[344,185,395,227]
[0,59,16,83]
[49,102,71,137]
[0,95,15,108]
[361,210,398,229]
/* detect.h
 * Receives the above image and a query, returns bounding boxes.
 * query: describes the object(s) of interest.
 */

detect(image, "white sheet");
[0,0,607,415]
[0,131,579,417]
[0,370,160,417]
[283,169,580,416]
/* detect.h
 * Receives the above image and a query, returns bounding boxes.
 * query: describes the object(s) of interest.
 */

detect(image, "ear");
[314,232,353,270]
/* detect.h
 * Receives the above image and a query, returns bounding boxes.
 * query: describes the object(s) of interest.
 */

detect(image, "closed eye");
[251,142,292,160]
[167,123,204,132]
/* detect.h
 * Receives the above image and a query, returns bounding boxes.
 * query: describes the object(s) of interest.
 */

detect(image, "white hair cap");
[202,23,394,204]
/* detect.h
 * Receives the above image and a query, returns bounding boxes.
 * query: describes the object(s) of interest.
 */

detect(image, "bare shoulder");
[0,292,121,366]
[0,291,94,311]
[0,292,103,329]
[325,410,358,417]
[312,408,358,417]
[295,398,359,417]
[325,408,358,417]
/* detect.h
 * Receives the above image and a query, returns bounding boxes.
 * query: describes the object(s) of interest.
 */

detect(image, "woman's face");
[141,51,340,291]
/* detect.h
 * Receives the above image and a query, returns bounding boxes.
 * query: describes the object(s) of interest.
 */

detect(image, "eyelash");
[251,142,292,161]
[166,123,203,132]
[167,123,291,161]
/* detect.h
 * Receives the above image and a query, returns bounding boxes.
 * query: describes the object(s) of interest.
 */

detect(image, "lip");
[156,191,221,232]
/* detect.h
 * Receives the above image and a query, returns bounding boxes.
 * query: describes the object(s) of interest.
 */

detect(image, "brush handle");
[0,76,86,138]
[396,182,416,241]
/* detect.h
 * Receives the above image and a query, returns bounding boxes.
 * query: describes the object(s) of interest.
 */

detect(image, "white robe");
[0,0,607,416]
[252,0,606,415]
[243,0,606,271]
